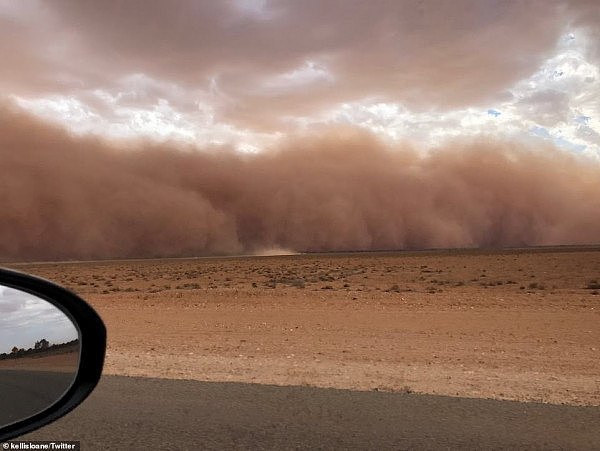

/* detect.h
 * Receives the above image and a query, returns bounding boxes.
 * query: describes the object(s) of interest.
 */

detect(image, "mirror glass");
[0,284,80,428]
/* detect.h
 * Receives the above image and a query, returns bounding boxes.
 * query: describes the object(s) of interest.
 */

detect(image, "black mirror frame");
[0,267,106,441]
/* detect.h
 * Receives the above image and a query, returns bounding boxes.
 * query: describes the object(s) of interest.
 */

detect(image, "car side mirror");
[0,268,106,441]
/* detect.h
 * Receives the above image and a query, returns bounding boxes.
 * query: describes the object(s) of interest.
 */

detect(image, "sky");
[0,1,599,260]
[0,285,79,354]
[2,0,599,156]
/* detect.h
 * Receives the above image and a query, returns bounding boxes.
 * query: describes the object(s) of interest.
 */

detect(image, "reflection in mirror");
[0,285,80,428]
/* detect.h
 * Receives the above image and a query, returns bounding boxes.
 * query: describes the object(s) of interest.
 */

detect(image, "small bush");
[290,279,306,289]
[586,280,600,290]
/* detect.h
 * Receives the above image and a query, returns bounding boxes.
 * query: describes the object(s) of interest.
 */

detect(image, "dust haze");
[1,107,600,262]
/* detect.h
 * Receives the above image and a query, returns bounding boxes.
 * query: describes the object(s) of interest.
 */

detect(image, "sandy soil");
[9,247,600,406]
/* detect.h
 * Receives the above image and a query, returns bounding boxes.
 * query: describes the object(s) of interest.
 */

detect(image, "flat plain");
[0,351,79,372]
[9,246,600,406]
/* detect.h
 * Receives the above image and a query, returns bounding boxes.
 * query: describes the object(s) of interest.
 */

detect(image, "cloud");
[1,106,600,262]
[516,90,571,127]
[0,286,78,353]
[2,1,598,159]
[2,0,585,132]
[0,0,600,162]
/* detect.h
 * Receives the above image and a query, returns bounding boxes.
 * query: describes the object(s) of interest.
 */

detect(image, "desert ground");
[7,247,600,406]
[0,348,79,373]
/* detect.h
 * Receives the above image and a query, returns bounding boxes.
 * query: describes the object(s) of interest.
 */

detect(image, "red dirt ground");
[10,247,600,405]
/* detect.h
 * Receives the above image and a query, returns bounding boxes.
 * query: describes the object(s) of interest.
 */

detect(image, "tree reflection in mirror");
[0,284,80,427]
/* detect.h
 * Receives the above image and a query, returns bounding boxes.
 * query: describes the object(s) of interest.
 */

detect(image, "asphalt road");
[0,369,75,427]
[16,375,600,450]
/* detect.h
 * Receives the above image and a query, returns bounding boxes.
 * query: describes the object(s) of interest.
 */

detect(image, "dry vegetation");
[8,246,600,406]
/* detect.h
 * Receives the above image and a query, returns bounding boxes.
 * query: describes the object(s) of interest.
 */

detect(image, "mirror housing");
[0,267,106,441]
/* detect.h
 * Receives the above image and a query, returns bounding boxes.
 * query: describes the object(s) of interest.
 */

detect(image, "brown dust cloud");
[1,106,600,262]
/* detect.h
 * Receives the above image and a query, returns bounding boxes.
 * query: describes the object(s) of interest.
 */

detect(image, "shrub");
[526,282,545,290]
[586,280,600,290]
[290,279,306,289]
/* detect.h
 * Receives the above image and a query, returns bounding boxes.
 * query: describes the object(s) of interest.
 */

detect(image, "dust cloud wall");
[1,108,600,261]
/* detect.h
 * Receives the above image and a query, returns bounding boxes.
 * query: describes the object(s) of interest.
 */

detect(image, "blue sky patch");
[530,125,551,139]
[575,115,591,125]
[530,126,587,153]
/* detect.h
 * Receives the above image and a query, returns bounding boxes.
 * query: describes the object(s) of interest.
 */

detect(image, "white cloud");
[231,0,275,20]
[11,95,100,127]
[262,60,335,93]
[0,287,78,353]
[289,30,600,158]
[8,31,600,159]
